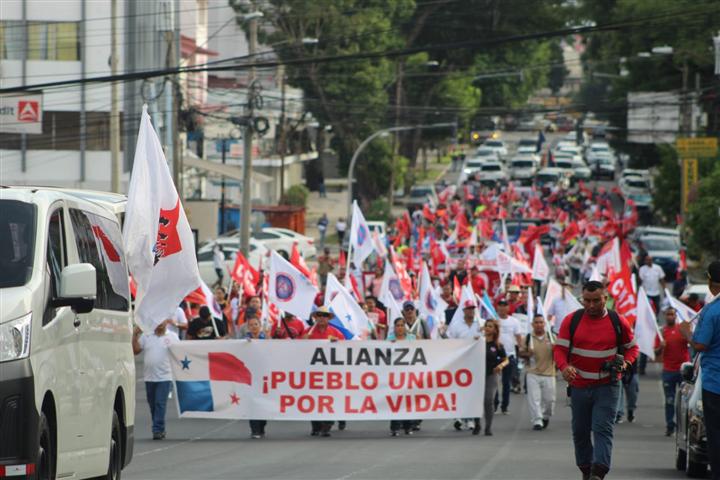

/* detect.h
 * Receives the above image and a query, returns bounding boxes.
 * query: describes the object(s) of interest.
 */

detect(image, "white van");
[0,187,134,479]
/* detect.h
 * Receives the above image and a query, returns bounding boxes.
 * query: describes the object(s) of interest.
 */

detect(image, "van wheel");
[36,412,54,480]
[105,411,123,480]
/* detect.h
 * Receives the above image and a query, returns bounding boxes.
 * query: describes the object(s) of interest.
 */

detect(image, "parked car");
[463,156,492,176]
[570,157,592,182]
[675,357,709,478]
[478,161,509,183]
[621,168,651,180]
[261,227,317,259]
[633,226,681,241]
[535,167,570,189]
[406,184,438,212]
[620,176,652,197]
[481,139,508,160]
[509,156,539,184]
[197,237,269,286]
[591,156,616,180]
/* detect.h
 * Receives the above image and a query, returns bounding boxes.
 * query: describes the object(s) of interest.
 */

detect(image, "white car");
[619,176,652,197]
[622,168,651,180]
[481,139,508,159]
[570,158,592,181]
[478,161,509,182]
[633,226,680,241]
[535,167,570,189]
[509,156,539,183]
[516,145,540,160]
[0,187,135,479]
[474,147,501,162]
[261,227,317,259]
[197,237,268,286]
[463,156,491,176]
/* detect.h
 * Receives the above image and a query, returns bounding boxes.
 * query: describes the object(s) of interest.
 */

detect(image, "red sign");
[17,101,40,122]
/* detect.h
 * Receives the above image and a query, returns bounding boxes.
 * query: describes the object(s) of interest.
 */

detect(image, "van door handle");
[73,316,81,328]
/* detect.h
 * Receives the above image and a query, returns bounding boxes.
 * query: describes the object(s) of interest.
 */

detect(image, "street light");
[346,123,456,221]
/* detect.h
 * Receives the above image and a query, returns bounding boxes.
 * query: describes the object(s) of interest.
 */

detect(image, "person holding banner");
[244,317,269,439]
[519,314,556,431]
[303,306,343,437]
[478,319,509,436]
[132,319,178,440]
[387,317,418,436]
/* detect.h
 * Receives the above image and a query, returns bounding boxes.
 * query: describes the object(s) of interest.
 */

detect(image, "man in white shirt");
[168,305,188,339]
[548,279,580,334]
[639,256,665,312]
[447,300,484,339]
[495,299,523,414]
[335,218,347,247]
[212,243,225,288]
[132,319,179,440]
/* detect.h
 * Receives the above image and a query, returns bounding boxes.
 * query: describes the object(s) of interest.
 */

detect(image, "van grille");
[0,396,21,459]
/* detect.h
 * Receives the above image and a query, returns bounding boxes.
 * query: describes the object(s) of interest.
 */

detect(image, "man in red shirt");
[302,306,343,436]
[272,312,306,339]
[553,281,639,480]
[654,308,690,436]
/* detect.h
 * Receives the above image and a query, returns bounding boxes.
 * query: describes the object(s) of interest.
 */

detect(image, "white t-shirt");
[499,315,522,357]
[139,331,179,382]
[167,307,187,336]
[548,296,578,333]
[447,319,484,339]
[639,264,665,296]
[213,248,225,269]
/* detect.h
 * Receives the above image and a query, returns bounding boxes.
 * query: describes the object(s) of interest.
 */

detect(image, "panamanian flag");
[171,344,256,418]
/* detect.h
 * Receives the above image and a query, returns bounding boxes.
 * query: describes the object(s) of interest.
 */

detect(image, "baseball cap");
[497,299,508,306]
[508,285,521,293]
[314,306,332,316]
[402,301,416,311]
[708,260,720,283]
[463,300,476,309]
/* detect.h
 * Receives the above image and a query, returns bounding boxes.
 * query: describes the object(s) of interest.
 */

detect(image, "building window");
[0,21,80,61]
[0,21,24,60]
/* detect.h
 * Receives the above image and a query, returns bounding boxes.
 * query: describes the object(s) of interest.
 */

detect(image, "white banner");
[169,339,485,421]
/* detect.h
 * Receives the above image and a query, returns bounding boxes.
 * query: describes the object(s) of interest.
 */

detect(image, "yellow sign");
[681,158,700,214]
[676,137,718,158]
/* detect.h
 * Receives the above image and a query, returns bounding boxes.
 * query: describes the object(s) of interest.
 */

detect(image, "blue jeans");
[494,355,517,412]
[570,382,620,470]
[661,371,682,429]
[616,374,638,418]
[145,381,172,434]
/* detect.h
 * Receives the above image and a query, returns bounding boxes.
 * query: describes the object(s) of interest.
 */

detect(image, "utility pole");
[388,61,404,207]
[219,139,227,234]
[240,13,259,257]
[278,69,287,198]
[110,0,120,193]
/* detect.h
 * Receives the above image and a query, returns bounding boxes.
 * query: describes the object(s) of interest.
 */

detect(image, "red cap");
[463,300,476,309]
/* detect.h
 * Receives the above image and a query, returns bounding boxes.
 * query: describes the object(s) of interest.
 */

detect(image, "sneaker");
[412,425,421,432]
[251,434,262,439]
[391,430,399,437]
[484,430,493,436]
[665,427,674,437]
[404,429,413,435]
[310,431,319,436]
[542,419,549,429]
[320,431,331,437]
[338,421,346,431]
[627,411,635,423]
[533,424,543,431]
[152,432,164,440]
[502,410,509,415]
[472,425,481,435]
[453,420,463,431]
[614,415,624,424]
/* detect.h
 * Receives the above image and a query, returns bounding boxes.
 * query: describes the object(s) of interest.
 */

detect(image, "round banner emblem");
[275,273,295,301]
[389,279,404,301]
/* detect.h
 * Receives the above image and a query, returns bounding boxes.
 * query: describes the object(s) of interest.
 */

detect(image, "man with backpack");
[553,280,639,480]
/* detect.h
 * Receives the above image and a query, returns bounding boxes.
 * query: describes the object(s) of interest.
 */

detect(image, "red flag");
[230,250,259,297]
[559,222,580,245]
[678,249,687,279]
[338,249,347,269]
[455,212,470,239]
[290,242,311,278]
[453,276,461,303]
[422,204,435,223]
[607,268,637,326]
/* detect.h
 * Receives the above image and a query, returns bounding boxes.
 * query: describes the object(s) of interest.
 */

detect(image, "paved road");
[124,362,690,480]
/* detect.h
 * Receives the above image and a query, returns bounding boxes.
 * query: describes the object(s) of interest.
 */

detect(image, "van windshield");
[0,200,36,288]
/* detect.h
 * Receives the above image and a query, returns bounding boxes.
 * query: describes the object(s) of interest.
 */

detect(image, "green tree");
[686,164,720,259]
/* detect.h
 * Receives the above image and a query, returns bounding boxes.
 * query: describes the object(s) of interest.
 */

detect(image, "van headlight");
[0,313,32,362]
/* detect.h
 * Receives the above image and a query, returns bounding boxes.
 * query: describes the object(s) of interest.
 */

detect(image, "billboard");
[0,93,43,134]
[626,91,679,144]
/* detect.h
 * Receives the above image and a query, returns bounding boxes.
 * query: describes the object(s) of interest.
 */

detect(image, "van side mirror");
[52,263,97,314]
[680,362,695,383]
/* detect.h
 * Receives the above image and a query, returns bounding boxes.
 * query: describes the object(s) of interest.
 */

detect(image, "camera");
[600,354,625,384]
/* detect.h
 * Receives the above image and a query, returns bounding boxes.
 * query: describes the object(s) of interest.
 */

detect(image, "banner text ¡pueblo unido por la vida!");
[169,339,486,421]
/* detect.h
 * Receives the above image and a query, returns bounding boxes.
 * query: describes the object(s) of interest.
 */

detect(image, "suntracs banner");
[169,340,486,421]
